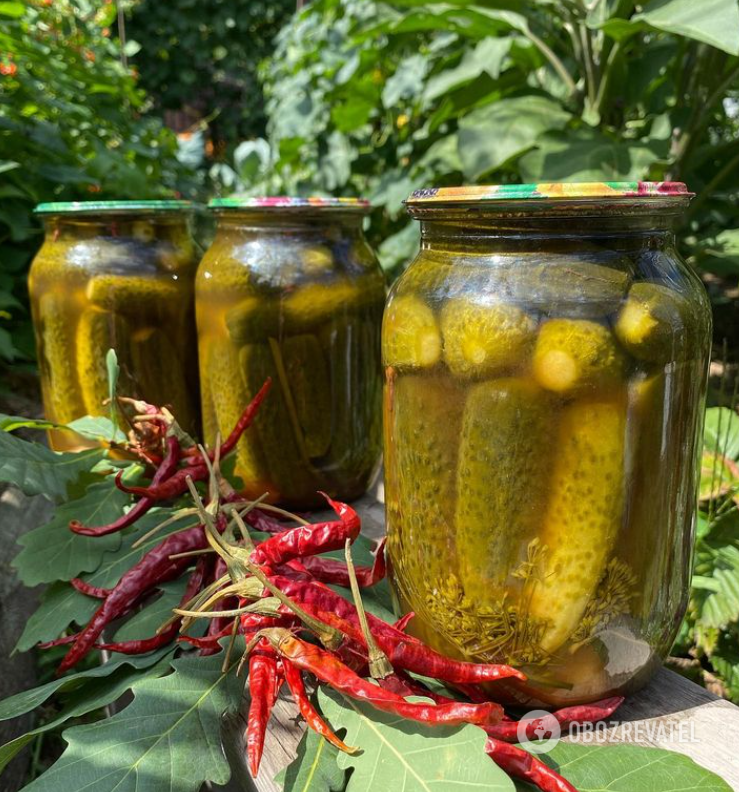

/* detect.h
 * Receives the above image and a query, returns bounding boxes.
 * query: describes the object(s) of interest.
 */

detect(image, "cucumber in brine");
[76,307,132,414]
[533,318,625,395]
[383,294,441,370]
[456,378,554,606]
[39,292,86,423]
[441,299,536,379]
[528,396,627,653]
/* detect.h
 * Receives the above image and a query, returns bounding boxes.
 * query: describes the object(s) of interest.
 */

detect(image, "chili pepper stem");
[131,509,200,549]
[169,548,218,560]
[248,562,344,650]
[344,538,393,678]
[221,616,240,673]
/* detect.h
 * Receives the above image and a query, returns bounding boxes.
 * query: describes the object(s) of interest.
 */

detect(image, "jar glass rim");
[404,181,693,208]
[208,196,371,213]
[34,200,194,215]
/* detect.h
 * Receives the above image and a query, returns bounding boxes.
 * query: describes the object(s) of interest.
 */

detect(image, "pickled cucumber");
[320,315,383,495]
[130,327,196,431]
[528,396,627,653]
[38,292,86,423]
[240,343,320,506]
[533,318,625,394]
[502,256,632,318]
[387,374,462,593]
[86,274,179,317]
[615,282,691,363]
[441,299,536,379]
[282,280,361,329]
[281,334,331,459]
[76,308,132,414]
[204,338,272,498]
[456,379,554,605]
[224,296,281,345]
[383,294,441,369]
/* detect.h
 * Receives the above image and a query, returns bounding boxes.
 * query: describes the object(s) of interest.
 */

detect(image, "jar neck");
[43,214,191,241]
[212,210,365,237]
[418,212,678,255]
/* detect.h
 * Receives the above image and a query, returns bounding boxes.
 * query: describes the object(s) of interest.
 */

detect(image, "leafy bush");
[126,0,295,154]
[243,0,739,278]
[0,0,193,371]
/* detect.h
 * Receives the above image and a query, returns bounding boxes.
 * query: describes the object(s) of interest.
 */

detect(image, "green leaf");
[0,650,169,722]
[13,479,130,586]
[709,631,739,699]
[68,415,127,443]
[0,414,60,433]
[0,654,172,774]
[424,37,511,101]
[378,221,420,273]
[697,545,739,629]
[457,96,571,179]
[700,229,739,276]
[111,579,188,641]
[281,728,347,792]
[15,509,197,650]
[317,687,515,791]
[0,1,25,17]
[0,432,105,501]
[530,741,733,791]
[635,0,739,56]
[20,649,242,792]
[382,53,429,107]
[704,407,739,460]
[520,129,664,182]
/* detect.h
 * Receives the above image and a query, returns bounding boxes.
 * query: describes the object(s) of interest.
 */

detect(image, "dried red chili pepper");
[93,555,211,656]
[282,659,357,754]
[485,737,577,792]
[486,696,624,742]
[392,612,415,633]
[70,434,182,536]
[260,628,503,728]
[250,496,360,567]
[290,537,386,588]
[70,578,113,599]
[268,576,524,685]
[58,524,210,673]
[246,642,280,777]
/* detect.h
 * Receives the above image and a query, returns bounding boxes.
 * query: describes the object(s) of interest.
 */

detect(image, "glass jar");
[383,182,711,707]
[29,201,201,451]
[196,197,385,509]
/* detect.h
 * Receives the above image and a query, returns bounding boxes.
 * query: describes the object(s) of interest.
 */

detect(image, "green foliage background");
[237,0,739,281]
[0,0,193,374]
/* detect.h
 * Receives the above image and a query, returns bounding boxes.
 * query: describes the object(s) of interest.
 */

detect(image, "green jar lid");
[405,182,693,205]
[209,196,370,211]
[34,200,193,215]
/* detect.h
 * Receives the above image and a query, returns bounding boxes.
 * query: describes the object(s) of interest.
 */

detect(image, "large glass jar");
[383,182,711,707]
[196,197,385,509]
[29,201,201,451]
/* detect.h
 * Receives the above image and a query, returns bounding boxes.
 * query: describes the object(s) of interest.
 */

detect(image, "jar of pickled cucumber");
[383,182,711,707]
[196,196,385,509]
[29,201,201,451]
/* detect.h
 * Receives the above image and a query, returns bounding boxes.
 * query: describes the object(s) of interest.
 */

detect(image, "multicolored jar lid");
[208,196,371,211]
[405,182,692,205]
[34,200,193,215]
